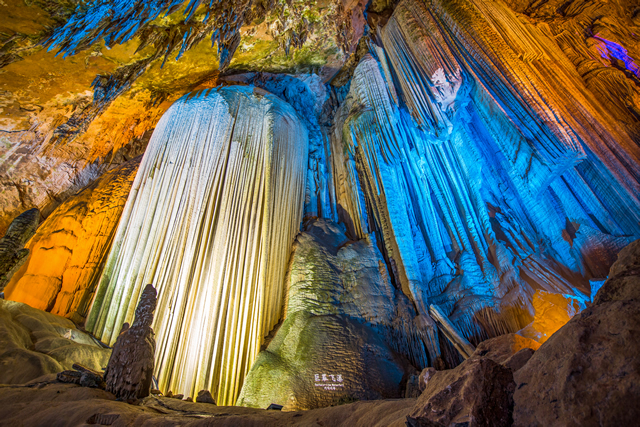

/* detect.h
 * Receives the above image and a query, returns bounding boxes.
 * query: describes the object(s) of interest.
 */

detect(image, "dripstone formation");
[103,284,157,401]
[0,0,639,424]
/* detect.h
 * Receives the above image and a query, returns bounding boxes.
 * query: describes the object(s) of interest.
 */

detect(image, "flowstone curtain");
[86,86,309,405]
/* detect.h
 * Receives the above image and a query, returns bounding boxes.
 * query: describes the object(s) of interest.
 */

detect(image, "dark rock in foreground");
[196,389,216,404]
[469,333,540,371]
[514,299,640,426]
[104,284,157,401]
[593,239,640,305]
[408,358,515,427]
[514,238,640,427]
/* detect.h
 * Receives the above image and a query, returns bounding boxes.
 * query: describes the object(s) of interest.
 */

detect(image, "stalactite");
[330,0,640,362]
[85,86,308,405]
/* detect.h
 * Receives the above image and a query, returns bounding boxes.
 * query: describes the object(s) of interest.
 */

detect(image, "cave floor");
[0,380,414,426]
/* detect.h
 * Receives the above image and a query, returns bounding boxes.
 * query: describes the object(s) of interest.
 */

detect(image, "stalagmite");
[86,86,308,406]
[104,284,157,401]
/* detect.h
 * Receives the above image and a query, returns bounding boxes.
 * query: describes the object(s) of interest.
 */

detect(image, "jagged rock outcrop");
[5,157,140,324]
[87,86,309,406]
[407,358,516,427]
[593,238,640,304]
[237,219,420,410]
[469,333,540,371]
[0,299,110,385]
[407,332,538,425]
[514,239,640,426]
[0,208,39,294]
[104,284,157,401]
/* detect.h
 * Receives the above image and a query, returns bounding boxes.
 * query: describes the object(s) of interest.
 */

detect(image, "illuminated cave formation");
[86,86,308,405]
[1,0,640,422]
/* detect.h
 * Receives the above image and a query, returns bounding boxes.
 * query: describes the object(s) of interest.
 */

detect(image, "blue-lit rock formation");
[2,0,640,414]
[328,0,640,367]
[86,86,309,405]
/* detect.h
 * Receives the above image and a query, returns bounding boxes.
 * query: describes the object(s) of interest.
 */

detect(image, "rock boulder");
[408,358,515,427]
[0,299,110,384]
[514,269,640,427]
[593,239,640,304]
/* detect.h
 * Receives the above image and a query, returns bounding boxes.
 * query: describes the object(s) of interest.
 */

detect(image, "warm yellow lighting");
[86,86,308,406]
[520,290,584,343]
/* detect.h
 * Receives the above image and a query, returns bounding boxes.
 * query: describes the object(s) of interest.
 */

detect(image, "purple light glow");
[593,35,640,78]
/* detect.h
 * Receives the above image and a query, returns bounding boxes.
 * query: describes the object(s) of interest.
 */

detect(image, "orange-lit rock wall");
[5,157,140,324]
[507,0,640,143]
[519,290,586,343]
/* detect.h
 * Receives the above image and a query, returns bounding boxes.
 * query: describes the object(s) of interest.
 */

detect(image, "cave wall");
[0,0,639,410]
[4,157,140,324]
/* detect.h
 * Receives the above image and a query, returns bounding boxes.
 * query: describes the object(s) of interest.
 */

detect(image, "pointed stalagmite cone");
[103,284,157,402]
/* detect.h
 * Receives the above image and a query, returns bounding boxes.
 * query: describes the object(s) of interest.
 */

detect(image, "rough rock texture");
[57,363,106,389]
[0,0,355,237]
[0,208,39,294]
[104,284,157,401]
[5,157,140,323]
[418,367,436,392]
[470,333,540,368]
[514,239,640,426]
[329,0,640,369]
[593,238,640,304]
[196,389,216,405]
[515,0,640,145]
[0,299,110,385]
[237,219,420,410]
[2,0,640,416]
[0,382,415,427]
[408,358,516,427]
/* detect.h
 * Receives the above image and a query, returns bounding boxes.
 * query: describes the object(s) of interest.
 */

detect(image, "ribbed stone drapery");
[86,86,309,405]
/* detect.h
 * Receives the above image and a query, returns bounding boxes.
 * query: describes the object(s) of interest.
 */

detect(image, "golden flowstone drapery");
[86,86,309,405]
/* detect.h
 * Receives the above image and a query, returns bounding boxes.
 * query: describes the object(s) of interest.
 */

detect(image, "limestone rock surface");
[593,238,640,304]
[0,208,39,294]
[0,381,415,427]
[514,246,640,427]
[237,219,420,410]
[86,86,309,406]
[408,358,515,427]
[469,333,540,369]
[0,299,110,385]
[4,158,140,324]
